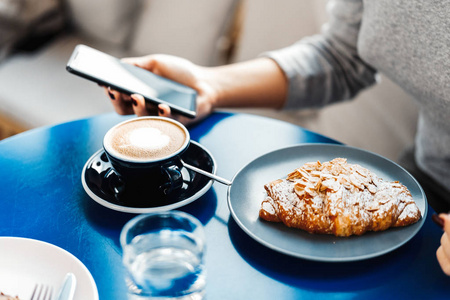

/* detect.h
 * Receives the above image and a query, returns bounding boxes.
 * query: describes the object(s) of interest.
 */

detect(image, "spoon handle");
[181,159,232,186]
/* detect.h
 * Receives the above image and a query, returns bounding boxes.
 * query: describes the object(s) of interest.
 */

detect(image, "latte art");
[104,118,188,161]
[128,128,171,150]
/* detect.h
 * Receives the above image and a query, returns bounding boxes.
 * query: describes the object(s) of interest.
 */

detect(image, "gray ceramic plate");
[227,144,427,262]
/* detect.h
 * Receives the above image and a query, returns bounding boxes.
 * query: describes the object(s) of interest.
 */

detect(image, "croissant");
[259,158,421,237]
[0,293,20,300]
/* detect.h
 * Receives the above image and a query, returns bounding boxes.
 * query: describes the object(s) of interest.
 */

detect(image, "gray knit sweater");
[265,0,450,190]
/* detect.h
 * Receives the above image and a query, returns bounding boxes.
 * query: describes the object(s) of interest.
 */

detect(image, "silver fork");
[30,284,53,300]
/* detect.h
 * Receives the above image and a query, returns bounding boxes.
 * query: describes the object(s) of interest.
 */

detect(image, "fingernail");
[108,91,115,100]
[132,99,138,106]
[432,213,444,229]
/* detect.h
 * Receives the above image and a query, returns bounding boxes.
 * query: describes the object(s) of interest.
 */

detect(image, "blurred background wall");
[0,0,418,161]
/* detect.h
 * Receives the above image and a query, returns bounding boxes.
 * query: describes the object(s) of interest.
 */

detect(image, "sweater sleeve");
[262,0,378,110]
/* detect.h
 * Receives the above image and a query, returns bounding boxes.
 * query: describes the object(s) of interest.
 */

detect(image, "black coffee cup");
[102,117,190,199]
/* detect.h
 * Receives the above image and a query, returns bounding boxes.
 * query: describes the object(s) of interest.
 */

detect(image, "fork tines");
[30,284,53,300]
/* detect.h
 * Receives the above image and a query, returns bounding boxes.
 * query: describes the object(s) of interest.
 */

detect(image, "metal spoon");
[180,159,232,186]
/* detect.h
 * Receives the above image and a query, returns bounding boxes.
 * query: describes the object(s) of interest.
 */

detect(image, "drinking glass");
[120,211,206,299]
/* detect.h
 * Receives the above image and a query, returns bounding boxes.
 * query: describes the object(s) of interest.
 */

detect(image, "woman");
[103,0,450,274]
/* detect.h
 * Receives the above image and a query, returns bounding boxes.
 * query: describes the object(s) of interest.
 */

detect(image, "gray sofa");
[0,0,238,136]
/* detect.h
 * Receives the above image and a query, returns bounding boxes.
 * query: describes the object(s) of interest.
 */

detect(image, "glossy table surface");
[0,112,448,299]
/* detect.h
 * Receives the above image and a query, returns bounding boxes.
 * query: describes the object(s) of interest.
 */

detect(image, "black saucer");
[81,141,216,213]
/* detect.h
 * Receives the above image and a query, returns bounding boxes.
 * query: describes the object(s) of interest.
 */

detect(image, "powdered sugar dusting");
[260,158,421,236]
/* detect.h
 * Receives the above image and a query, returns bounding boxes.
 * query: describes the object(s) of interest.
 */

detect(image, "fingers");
[441,232,450,259]
[157,103,182,122]
[130,94,157,116]
[105,87,133,115]
[440,213,450,244]
[437,246,450,276]
[437,213,450,276]
[107,90,175,119]
[104,86,198,124]
[157,103,195,126]
[440,213,450,241]
[104,87,156,117]
[157,104,171,118]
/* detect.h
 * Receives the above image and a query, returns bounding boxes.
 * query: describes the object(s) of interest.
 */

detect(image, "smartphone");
[66,44,197,118]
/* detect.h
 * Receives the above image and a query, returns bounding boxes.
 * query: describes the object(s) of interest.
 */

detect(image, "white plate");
[0,237,98,300]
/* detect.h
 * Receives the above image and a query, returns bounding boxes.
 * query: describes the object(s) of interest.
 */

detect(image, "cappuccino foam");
[105,119,187,161]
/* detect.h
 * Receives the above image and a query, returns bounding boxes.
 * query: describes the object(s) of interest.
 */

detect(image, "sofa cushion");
[0,34,125,128]
[65,0,140,47]
[0,0,24,19]
[129,0,238,66]
[0,0,59,23]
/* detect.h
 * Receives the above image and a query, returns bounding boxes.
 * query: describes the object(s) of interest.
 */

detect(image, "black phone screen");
[66,45,197,118]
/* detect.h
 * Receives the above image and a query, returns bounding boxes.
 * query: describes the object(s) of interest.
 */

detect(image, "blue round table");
[0,112,447,299]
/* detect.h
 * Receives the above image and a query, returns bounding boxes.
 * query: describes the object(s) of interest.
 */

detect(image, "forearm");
[204,57,288,110]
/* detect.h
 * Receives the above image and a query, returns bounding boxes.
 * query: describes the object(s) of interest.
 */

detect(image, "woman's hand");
[103,53,288,125]
[437,213,450,275]
[103,54,219,125]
